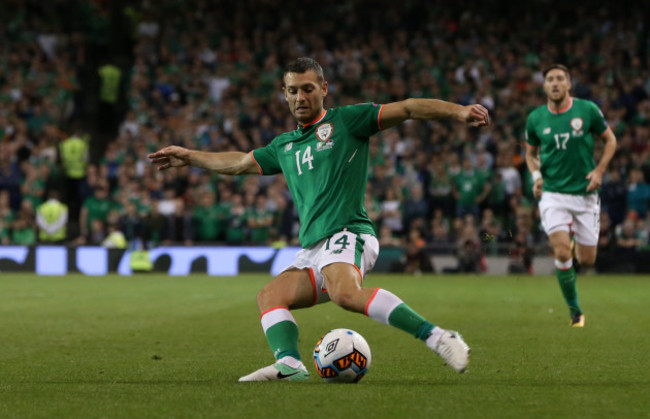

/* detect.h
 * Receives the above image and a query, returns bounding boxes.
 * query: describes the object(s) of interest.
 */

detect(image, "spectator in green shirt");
[452,157,490,218]
[247,193,273,245]
[79,184,113,242]
[193,193,222,242]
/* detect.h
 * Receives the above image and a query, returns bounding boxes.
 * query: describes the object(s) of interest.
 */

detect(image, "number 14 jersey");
[525,97,608,195]
[252,103,383,248]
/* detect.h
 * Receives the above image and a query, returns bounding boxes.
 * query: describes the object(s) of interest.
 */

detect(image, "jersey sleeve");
[525,113,540,147]
[251,143,282,175]
[338,103,382,138]
[589,101,609,135]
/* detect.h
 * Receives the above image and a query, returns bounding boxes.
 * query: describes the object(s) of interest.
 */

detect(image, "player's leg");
[238,268,315,382]
[540,193,584,325]
[566,194,601,327]
[548,229,583,316]
[320,233,469,373]
[575,243,597,267]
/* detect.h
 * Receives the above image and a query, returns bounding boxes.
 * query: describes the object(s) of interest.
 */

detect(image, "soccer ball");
[313,328,372,383]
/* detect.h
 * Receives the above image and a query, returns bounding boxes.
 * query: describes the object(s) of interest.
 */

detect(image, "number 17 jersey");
[251,103,383,248]
[525,97,608,195]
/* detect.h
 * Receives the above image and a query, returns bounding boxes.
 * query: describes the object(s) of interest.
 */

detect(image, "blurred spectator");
[615,214,645,251]
[508,232,534,274]
[85,218,106,246]
[36,189,68,243]
[601,169,628,226]
[58,131,89,230]
[0,190,15,233]
[380,186,403,236]
[11,212,36,245]
[427,208,452,247]
[379,224,401,247]
[192,192,223,242]
[97,60,123,136]
[163,198,193,246]
[479,208,502,255]
[102,222,127,249]
[444,239,483,274]
[402,183,428,233]
[247,193,274,245]
[452,157,490,218]
[597,211,616,254]
[404,227,433,274]
[145,199,166,247]
[225,193,247,244]
[118,201,144,245]
[428,162,454,218]
[79,184,113,242]
[626,168,650,219]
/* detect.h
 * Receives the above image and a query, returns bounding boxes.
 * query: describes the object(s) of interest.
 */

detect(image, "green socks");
[555,263,582,316]
[366,288,435,341]
[261,307,301,361]
[389,303,436,340]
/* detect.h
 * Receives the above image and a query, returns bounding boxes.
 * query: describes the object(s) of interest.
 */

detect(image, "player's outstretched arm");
[148,146,259,175]
[379,99,490,130]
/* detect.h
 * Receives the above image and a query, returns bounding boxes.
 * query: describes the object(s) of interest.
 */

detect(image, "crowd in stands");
[1,0,650,272]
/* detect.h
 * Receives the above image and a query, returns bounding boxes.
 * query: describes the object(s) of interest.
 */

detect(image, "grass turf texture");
[0,273,648,418]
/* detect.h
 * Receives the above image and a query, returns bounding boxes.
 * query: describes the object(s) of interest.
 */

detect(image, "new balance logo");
[331,249,344,254]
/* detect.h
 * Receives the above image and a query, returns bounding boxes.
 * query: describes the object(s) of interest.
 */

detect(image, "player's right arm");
[379,99,489,130]
[524,114,543,198]
[148,146,260,175]
[525,144,543,198]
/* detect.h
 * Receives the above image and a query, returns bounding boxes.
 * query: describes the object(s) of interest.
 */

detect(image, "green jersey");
[252,104,382,248]
[454,170,485,205]
[525,97,608,195]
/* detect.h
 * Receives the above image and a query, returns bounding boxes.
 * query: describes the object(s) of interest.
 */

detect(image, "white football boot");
[426,329,470,373]
[238,360,309,382]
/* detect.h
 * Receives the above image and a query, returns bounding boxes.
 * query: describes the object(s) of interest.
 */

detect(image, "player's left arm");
[586,127,617,192]
[379,99,489,130]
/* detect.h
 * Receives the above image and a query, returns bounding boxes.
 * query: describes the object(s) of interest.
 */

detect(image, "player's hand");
[585,169,603,192]
[461,104,490,127]
[533,179,543,198]
[148,146,191,171]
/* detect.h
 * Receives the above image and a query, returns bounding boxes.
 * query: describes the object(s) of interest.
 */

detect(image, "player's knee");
[256,284,283,309]
[554,246,572,263]
[578,254,596,267]
[328,288,358,312]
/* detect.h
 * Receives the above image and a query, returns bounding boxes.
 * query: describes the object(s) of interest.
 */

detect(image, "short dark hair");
[542,63,570,79]
[284,57,325,83]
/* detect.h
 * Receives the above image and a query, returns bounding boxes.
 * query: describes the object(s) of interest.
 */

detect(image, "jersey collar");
[547,96,573,114]
[297,109,327,130]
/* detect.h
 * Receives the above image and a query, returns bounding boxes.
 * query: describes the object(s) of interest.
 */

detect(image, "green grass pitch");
[1,273,649,418]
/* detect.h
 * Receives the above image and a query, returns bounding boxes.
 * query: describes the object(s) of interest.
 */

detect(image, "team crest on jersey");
[543,127,551,135]
[570,118,584,136]
[316,123,333,141]
[284,142,293,151]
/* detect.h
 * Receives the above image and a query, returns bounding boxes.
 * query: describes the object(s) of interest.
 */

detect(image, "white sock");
[365,288,404,325]
[425,326,445,348]
[278,356,303,369]
[555,259,573,270]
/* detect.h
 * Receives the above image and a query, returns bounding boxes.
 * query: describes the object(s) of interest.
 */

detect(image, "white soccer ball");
[313,328,372,383]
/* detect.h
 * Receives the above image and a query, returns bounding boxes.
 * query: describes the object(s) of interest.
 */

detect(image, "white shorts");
[281,230,379,306]
[538,191,600,246]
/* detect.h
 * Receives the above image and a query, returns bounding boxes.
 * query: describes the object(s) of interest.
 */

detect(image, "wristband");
[532,170,542,182]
